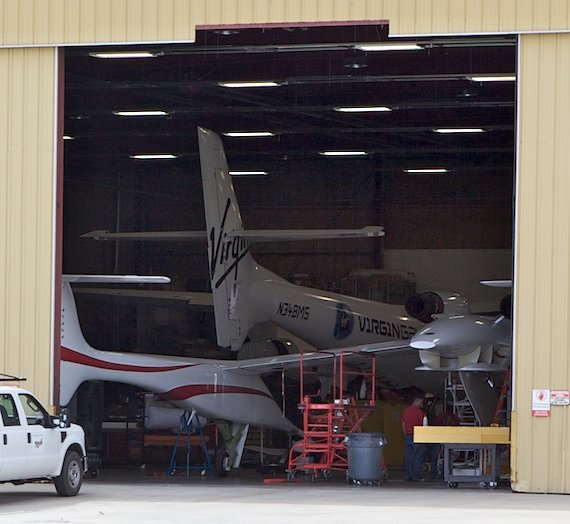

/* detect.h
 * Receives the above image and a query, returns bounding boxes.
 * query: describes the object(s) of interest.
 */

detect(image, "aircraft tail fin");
[198,127,262,350]
[59,275,172,405]
[60,280,103,405]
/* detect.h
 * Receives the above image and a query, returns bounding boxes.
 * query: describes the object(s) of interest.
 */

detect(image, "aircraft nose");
[410,340,436,350]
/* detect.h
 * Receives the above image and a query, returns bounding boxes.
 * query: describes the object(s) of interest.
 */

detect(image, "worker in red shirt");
[401,393,426,480]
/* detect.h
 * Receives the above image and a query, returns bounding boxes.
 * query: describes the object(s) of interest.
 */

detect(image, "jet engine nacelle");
[405,291,470,323]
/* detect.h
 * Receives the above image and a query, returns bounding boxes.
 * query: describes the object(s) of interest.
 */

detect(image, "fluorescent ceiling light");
[334,106,391,113]
[130,154,177,160]
[355,43,423,52]
[229,170,268,176]
[433,128,485,134]
[218,81,280,88]
[213,29,240,36]
[320,151,368,157]
[404,168,448,173]
[113,110,169,117]
[63,135,74,140]
[89,51,159,59]
[467,74,516,82]
[223,131,275,137]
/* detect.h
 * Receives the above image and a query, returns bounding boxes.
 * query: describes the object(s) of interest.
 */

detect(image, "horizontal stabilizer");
[63,275,171,284]
[81,230,206,241]
[234,225,384,242]
[72,287,213,306]
[82,225,384,242]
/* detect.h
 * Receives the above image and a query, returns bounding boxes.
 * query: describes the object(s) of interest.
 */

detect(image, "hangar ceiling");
[64,24,515,181]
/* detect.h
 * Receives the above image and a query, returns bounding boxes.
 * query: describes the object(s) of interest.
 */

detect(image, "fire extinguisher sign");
[532,389,551,417]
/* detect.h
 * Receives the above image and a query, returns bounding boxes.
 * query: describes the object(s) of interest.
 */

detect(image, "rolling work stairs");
[287,352,377,481]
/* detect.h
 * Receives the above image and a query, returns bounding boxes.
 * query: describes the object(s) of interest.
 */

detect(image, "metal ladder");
[445,372,477,426]
[286,352,377,481]
[492,367,511,426]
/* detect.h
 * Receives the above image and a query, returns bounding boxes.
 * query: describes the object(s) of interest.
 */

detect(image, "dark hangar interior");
[61,24,516,468]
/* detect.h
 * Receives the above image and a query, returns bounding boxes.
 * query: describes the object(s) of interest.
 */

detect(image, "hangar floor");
[1,468,570,523]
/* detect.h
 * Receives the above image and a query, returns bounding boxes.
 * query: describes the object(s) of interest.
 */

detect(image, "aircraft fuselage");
[251,277,421,349]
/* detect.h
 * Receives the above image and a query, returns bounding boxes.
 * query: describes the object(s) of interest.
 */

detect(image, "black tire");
[54,450,83,497]
[214,444,231,477]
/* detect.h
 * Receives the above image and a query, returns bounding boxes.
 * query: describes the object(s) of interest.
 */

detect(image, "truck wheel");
[54,450,83,496]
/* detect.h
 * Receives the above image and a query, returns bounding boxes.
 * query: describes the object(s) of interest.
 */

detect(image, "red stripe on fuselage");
[160,384,272,401]
[61,346,193,373]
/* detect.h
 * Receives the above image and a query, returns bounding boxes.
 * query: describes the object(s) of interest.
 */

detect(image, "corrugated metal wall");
[0,47,56,403]
[1,1,570,47]
[1,0,570,492]
[512,32,570,494]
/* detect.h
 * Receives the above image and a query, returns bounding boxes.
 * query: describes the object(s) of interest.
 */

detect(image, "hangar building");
[0,0,569,494]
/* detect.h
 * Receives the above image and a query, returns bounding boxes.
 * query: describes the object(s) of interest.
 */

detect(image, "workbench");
[414,426,510,488]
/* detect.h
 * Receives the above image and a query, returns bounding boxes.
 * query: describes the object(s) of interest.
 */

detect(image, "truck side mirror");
[58,409,71,428]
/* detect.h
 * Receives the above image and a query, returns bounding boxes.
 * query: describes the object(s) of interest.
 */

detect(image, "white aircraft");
[64,128,511,473]
[82,129,476,360]
[60,274,418,475]
[410,280,511,371]
[407,281,512,425]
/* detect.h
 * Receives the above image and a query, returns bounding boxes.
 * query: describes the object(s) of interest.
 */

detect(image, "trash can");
[345,432,386,484]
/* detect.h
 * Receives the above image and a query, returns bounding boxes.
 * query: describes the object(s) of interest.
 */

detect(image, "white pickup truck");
[0,381,87,496]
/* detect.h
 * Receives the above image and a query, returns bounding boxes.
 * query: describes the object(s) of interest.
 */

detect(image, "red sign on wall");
[532,389,551,417]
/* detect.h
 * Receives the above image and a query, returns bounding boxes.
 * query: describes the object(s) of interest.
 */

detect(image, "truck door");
[17,393,61,478]
[0,393,28,479]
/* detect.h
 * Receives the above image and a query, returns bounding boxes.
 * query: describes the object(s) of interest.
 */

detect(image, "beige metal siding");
[2,1,570,47]
[513,32,570,494]
[0,47,56,406]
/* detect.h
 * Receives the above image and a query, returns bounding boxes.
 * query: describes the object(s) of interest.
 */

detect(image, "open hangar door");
[61,24,516,471]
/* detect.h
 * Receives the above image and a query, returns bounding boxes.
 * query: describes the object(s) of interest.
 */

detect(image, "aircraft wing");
[415,363,507,372]
[224,340,411,374]
[63,275,171,284]
[481,279,512,288]
[81,225,384,242]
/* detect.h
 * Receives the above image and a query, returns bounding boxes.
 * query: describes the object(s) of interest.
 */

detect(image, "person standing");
[401,393,426,481]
